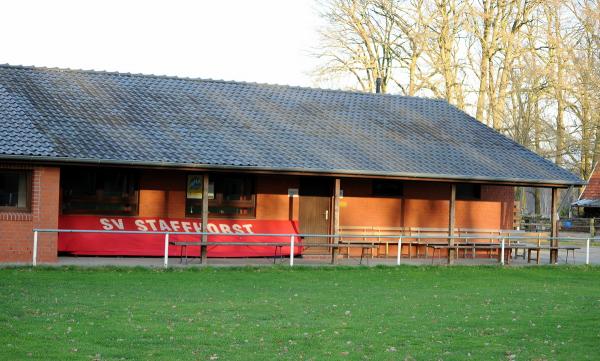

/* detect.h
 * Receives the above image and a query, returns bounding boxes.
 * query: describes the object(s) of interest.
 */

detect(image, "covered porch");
[53,165,570,265]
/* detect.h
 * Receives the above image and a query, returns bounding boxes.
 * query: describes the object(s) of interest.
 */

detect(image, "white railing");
[30,228,597,268]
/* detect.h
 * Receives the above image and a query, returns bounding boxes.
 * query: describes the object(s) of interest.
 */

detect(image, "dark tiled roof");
[0,64,584,185]
[572,199,600,207]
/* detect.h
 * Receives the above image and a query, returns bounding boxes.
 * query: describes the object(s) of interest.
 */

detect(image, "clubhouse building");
[0,65,584,263]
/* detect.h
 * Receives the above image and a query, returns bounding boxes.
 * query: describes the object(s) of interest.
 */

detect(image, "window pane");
[186,199,203,216]
[209,205,254,216]
[186,174,255,218]
[208,182,215,200]
[186,176,215,216]
[0,171,28,208]
[221,176,252,201]
[62,168,139,215]
[456,184,481,200]
[372,180,403,197]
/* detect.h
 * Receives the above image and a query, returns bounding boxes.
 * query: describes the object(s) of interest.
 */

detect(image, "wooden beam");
[200,174,209,264]
[331,178,341,264]
[550,187,559,264]
[448,184,456,265]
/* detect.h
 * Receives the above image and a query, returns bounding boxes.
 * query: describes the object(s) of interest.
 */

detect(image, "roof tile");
[0,64,584,185]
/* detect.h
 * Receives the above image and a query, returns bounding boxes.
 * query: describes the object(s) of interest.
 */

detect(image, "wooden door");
[299,177,332,254]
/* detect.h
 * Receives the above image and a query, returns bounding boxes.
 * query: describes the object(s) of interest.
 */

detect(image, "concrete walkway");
[48,245,600,267]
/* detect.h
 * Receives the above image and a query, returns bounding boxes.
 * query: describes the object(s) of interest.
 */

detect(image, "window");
[0,170,31,211]
[61,168,139,215]
[372,179,403,197]
[186,174,256,218]
[456,183,481,200]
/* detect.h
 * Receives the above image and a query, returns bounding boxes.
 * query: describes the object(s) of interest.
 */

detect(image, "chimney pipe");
[375,78,382,93]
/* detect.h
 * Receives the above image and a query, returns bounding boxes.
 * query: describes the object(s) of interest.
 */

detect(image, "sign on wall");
[186,175,204,199]
[58,215,300,257]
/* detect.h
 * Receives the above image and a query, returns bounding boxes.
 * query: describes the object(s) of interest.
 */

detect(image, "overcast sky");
[0,0,322,87]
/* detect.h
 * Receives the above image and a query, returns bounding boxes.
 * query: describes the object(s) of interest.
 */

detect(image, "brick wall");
[0,164,60,263]
[340,179,514,229]
[256,175,299,220]
[139,170,186,218]
[481,184,515,230]
[581,167,600,199]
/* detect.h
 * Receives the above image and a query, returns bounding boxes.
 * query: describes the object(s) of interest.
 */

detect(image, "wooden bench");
[523,245,580,264]
[428,243,524,264]
[428,243,580,264]
[338,226,405,258]
[505,231,550,262]
[170,241,378,265]
[339,226,455,259]
[339,227,525,259]
[501,231,553,264]
[170,241,293,264]
[304,242,379,264]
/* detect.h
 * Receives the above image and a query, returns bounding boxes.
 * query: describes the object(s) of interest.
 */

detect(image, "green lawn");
[1,266,600,360]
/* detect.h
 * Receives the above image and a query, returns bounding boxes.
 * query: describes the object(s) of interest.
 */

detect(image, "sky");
[0,0,323,87]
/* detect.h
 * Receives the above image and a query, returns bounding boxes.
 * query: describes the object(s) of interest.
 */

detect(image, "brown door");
[299,177,332,254]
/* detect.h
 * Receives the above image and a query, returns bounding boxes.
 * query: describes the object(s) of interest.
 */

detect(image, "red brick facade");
[340,179,513,230]
[0,165,514,263]
[0,164,60,263]
[580,166,600,200]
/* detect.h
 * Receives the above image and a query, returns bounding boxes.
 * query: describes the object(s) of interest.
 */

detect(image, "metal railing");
[31,228,599,268]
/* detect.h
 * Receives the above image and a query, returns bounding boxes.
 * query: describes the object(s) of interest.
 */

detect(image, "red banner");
[58,216,301,257]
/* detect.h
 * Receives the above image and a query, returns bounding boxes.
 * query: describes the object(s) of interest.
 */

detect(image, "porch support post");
[448,184,456,265]
[331,178,341,264]
[200,174,209,264]
[550,187,559,264]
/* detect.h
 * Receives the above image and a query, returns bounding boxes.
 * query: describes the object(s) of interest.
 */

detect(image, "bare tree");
[385,0,431,96]
[313,0,600,191]
[314,0,399,93]
[543,0,569,166]
[467,0,539,129]
[566,0,600,179]
[423,0,468,108]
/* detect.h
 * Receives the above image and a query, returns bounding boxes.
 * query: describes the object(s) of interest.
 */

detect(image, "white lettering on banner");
[112,219,125,230]
[100,218,125,230]
[158,220,171,232]
[181,222,192,232]
[97,218,258,234]
[206,224,219,233]
[192,222,202,232]
[99,218,112,230]
[134,220,148,231]
[146,219,158,231]
[219,224,232,233]
[170,221,181,232]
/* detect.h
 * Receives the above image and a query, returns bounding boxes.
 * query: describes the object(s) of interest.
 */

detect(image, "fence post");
[32,230,38,267]
[164,233,169,269]
[500,238,505,266]
[586,238,590,265]
[397,238,402,265]
[290,235,295,267]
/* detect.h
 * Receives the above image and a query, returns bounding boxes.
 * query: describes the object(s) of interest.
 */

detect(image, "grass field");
[1,266,600,360]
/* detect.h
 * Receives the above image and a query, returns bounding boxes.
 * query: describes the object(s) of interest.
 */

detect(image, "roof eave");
[0,154,586,188]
